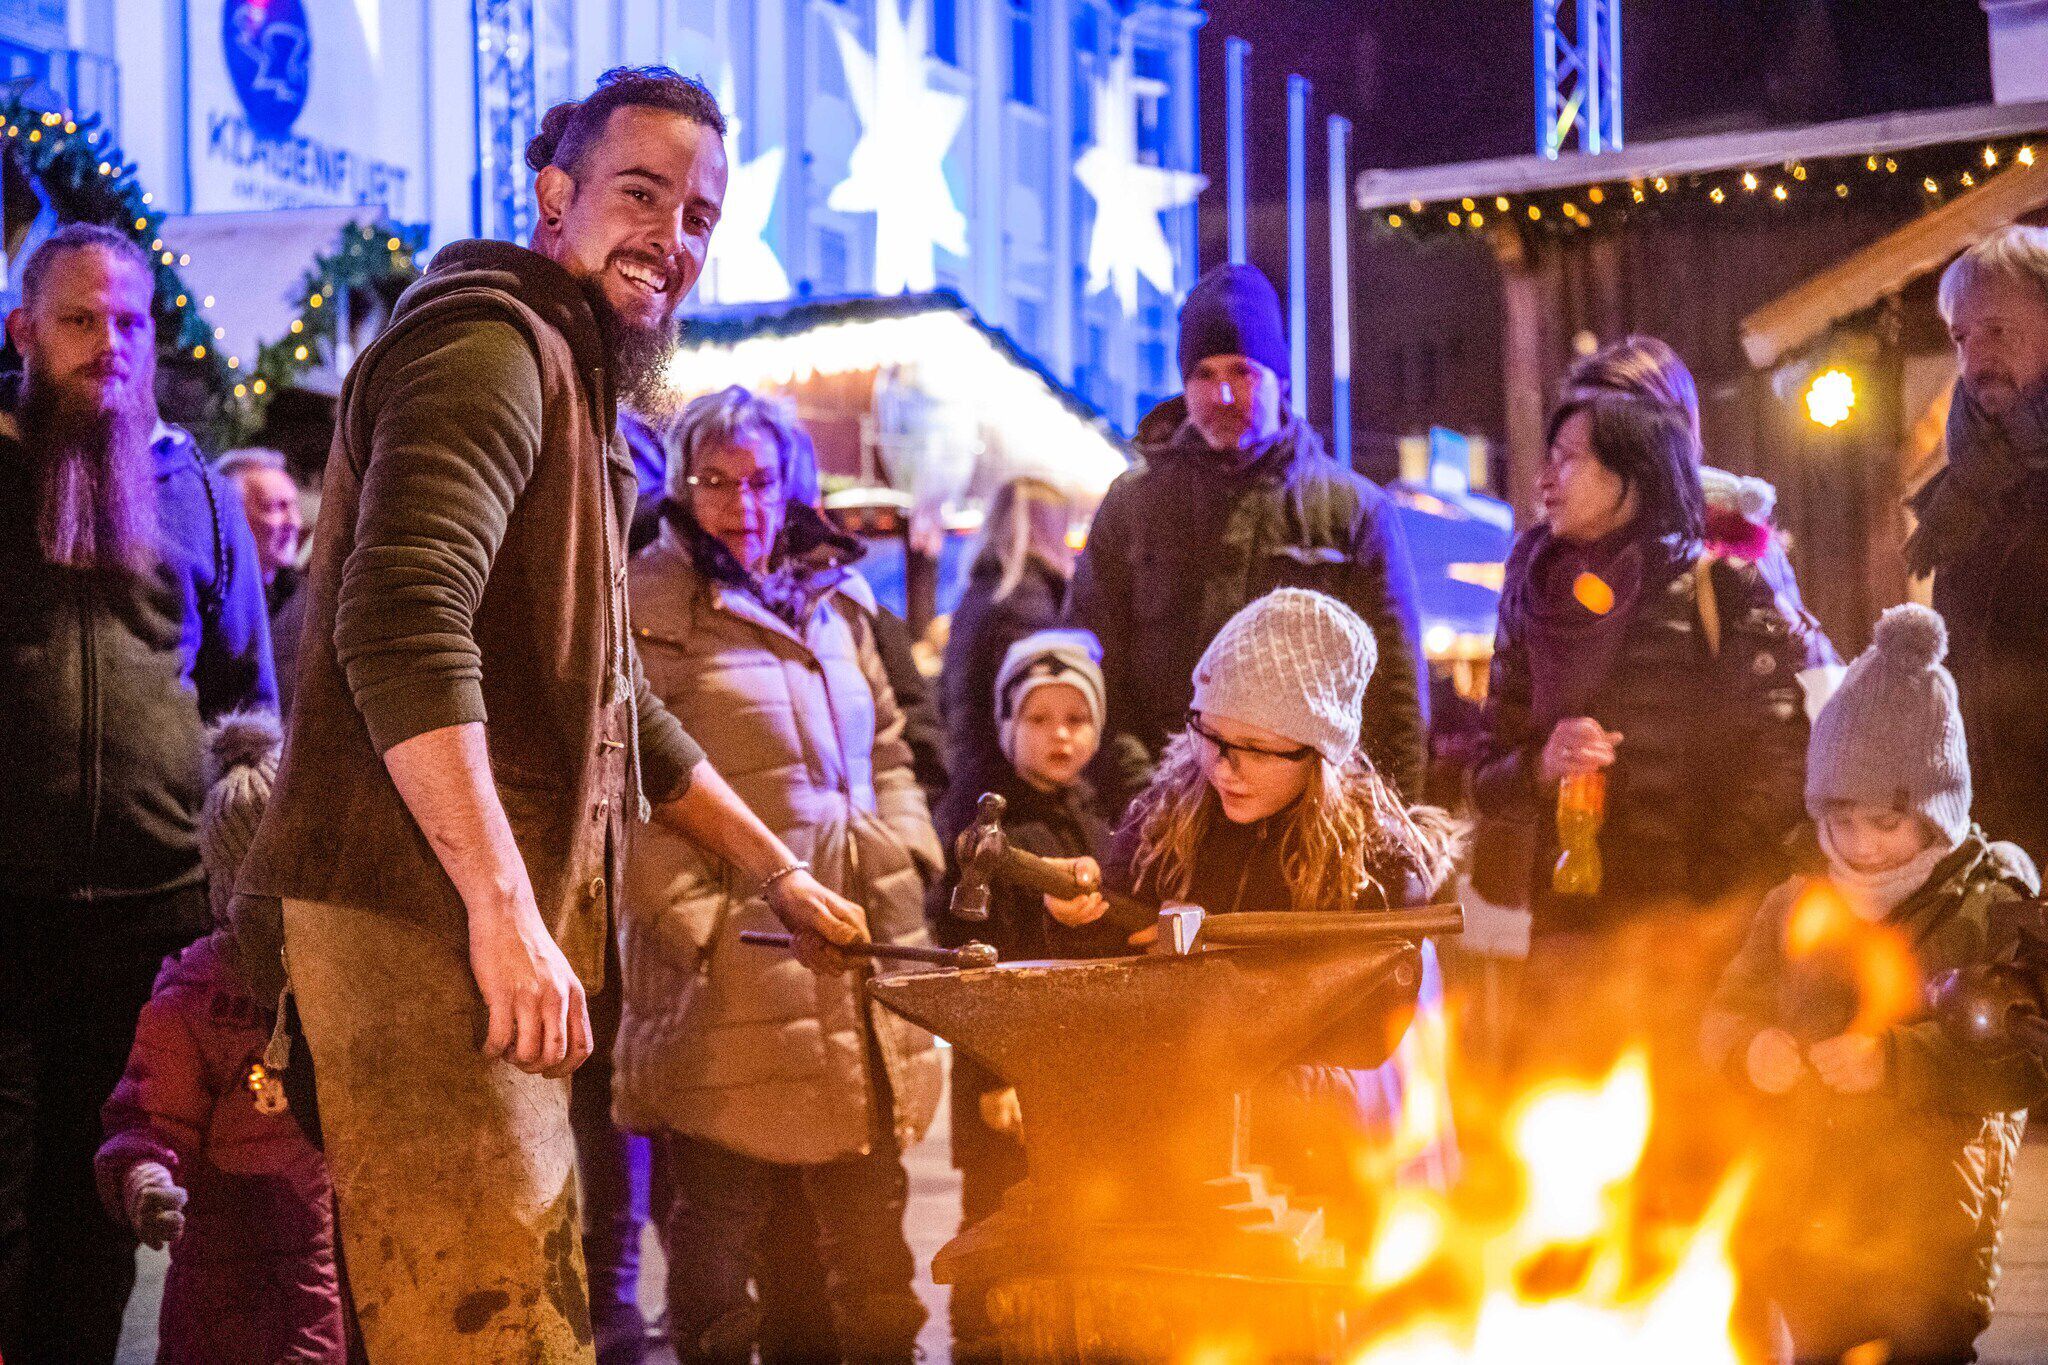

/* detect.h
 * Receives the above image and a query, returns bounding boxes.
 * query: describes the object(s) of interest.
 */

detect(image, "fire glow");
[1350,1055,1748,1364]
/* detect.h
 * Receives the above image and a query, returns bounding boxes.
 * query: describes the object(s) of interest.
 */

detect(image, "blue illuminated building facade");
[5,0,1206,433]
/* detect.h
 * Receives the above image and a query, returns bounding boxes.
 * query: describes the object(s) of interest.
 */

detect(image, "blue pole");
[1226,37,1248,265]
[1287,73,1309,418]
[1328,114,1351,468]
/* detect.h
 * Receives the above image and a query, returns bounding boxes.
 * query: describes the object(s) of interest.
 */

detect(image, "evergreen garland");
[0,93,424,446]
[0,95,224,390]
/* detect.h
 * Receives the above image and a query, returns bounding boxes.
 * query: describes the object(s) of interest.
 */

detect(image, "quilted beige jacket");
[613,521,943,1164]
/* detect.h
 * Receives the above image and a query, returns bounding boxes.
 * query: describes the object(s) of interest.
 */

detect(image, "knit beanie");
[1178,264,1289,383]
[1805,604,1970,845]
[1190,588,1375,766]
[199,710,284,929]
[995,629,1107,762]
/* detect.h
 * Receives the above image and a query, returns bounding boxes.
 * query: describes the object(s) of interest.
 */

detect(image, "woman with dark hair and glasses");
[1469,382,1809,1211]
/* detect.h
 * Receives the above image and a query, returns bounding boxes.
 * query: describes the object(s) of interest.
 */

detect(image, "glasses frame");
[684,468,785,500]
[1185,711,1316,769]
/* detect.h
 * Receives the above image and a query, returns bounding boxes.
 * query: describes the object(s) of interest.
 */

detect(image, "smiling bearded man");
[239,67,874,1361]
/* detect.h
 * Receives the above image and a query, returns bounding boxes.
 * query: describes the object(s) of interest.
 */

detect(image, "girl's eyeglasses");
[1186,712,1315,771]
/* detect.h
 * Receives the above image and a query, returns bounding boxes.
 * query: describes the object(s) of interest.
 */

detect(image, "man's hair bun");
[525,101,579,173]
[521,67,725,182]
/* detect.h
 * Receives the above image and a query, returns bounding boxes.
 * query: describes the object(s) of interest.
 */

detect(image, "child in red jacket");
[96,712,346,1364]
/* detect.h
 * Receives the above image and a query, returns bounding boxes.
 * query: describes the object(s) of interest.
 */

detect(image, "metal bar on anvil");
[1184,905,1464,949]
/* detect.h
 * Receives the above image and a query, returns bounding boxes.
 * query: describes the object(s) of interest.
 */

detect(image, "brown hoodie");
[238,240,702,992]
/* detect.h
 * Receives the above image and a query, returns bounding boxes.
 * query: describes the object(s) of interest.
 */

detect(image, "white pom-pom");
[204,709,283,789]
[1873,603,1947,670]
[1732,475,1776,523]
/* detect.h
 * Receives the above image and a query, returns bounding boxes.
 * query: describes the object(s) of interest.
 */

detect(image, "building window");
[932,0,959,66]
[1134,46,1169,166]
[1074,7,1100,53]
[1013,298,1044,352]
[1141,338,1169,394]
[818,228,849,293]
[1009,0,1037,106]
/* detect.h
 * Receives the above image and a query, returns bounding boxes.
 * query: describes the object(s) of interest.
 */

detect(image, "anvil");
[869,920,1436,1287]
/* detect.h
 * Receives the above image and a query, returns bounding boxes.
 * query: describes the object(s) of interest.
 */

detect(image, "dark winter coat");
[95,933,344,1364]
[1911,447,2048,870]
[0,414,276,914]
[936,554,1066,838]
[1711,832,2048,1357]
[873,602,949,808]
[240,240,705,997]
[1067,398,1427,806]
[1471,528,1809,935]
[931,765,1118,1173]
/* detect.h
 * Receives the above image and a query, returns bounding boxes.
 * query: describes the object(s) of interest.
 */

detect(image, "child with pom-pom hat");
[1703,604,2048,1362]
[95,712,348,1363]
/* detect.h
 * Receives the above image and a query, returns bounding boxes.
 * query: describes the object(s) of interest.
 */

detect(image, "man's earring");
[546,215,559,226]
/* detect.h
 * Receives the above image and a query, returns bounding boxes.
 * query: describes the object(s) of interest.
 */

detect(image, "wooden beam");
[1739,158,2048,369]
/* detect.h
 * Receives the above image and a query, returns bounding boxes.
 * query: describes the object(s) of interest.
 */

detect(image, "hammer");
[738,930,999,970]
[949,793,1154,934]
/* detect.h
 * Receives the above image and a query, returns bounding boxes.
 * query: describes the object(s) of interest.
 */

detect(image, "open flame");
[1782,881,1922,1034]
[1351,1055,1748,1364]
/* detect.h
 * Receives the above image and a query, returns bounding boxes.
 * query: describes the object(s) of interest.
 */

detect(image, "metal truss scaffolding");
[1535,0,1622,158]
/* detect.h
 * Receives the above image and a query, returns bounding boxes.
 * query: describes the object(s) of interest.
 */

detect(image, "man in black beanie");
[1068,263,1428,806]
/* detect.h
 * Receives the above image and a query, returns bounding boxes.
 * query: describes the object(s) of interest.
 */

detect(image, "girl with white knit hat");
[1703,604,2048,1362]
[1056,587,1461,1219]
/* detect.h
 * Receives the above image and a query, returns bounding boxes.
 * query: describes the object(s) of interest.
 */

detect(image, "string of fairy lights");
[1372,134,2045,243]
[0,96,422,446]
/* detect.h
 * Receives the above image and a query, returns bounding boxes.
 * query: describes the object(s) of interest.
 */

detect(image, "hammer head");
[953,941,1000,969]
[948,792,1009,922]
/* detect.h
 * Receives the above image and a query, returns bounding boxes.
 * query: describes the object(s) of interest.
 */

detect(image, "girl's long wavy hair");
[1127,730,1457,913]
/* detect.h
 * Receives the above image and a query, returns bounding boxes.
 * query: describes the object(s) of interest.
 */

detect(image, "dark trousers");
[571,940,652,1363]
[947,1063,1028,1365]
[662,1132,924,1364]
[0,887,204,1364]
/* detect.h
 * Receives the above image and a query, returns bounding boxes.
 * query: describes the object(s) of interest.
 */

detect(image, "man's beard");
[589,290,680,419]
[24,363,161,576]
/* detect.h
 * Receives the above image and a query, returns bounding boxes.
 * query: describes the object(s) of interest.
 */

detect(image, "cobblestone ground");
[117,1061,2048,1363]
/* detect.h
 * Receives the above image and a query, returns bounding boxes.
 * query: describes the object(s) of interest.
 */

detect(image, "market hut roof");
[1358,97,2048,243]
[668,289,1130,499]
[1739,154,2048,368]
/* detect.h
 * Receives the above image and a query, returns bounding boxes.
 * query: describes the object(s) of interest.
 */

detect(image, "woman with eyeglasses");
[613,385,943,1364]
[1050,589,1461,1228]
[1469,381,1810,1229]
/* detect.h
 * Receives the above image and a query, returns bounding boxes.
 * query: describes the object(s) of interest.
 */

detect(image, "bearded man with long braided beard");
[0,223,277,1364]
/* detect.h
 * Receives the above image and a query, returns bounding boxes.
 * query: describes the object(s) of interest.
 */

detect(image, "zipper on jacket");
[78,575,102,903]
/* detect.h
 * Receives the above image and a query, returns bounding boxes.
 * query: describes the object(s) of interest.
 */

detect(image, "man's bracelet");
[756,860,810,897]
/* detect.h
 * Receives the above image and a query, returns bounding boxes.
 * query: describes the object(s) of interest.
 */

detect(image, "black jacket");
[1916,469,2048,871]
[936,554,1066,838]
[1473,531,1809,934]
[0,416,277,909]
[930,766,1116,1169]
[871,604,948,809]
[1068,398,1427,807]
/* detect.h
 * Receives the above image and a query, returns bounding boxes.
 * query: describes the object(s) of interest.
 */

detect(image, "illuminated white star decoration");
[1074,49,1208,315]
[827,0,970,294]
[700,67,791,305]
